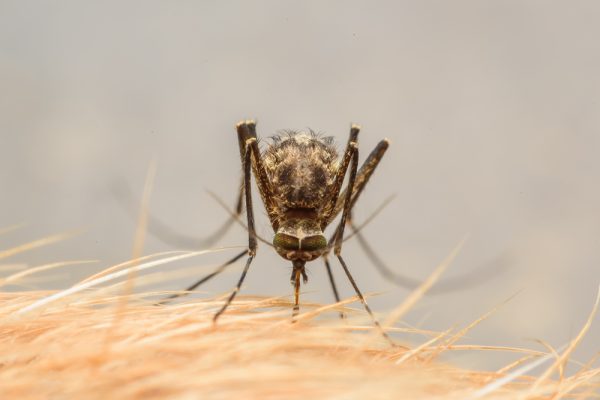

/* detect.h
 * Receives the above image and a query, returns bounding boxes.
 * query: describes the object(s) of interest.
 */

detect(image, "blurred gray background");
[1,1,599,370]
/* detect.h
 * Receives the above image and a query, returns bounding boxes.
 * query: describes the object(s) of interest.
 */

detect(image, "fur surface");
[1,288,597,399]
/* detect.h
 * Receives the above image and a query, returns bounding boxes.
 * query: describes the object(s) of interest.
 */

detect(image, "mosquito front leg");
[320,124,361,229]
[333,139,357,255]
[330,138,389,224]
[213,137,258,322]
[238,120,279,231]
[333,138,396,347]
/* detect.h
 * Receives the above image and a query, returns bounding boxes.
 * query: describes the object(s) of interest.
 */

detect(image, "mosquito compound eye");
[273,233,300,251]
[299,235,327,252]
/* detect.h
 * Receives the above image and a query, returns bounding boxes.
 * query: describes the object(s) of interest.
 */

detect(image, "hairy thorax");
[263,131,339,212]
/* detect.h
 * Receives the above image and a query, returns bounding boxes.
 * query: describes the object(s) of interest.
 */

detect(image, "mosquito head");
[272,213,327,262]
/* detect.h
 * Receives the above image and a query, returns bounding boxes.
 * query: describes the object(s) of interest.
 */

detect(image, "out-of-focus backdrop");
[1,1,599,370]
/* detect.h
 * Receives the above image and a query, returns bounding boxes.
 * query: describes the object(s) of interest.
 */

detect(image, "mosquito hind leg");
[112,180,243,249]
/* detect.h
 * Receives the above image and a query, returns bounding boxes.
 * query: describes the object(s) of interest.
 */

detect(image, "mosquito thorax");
[272,217,328,262]
[264,130,338,212]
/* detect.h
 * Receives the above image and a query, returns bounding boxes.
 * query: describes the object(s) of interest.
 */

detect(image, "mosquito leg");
[159,249,247,304]
[322,192,392,318]
[213,136,258,323]
[329,137,390,225]
[323,255,345,319]
[336,254,395,346]
[333,135,396,347]
[328,188,502,294]
[243,121,280,231]
[114,120,270,251]
[324,136,390,264]
[206,190,273,247]
[320,124,362,229]
[112,180,243,249]
[213,254,253,322]
[351,220,509,293]
[349,220,425,290]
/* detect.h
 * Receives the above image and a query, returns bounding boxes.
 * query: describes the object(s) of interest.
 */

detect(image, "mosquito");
[156,120,394,342]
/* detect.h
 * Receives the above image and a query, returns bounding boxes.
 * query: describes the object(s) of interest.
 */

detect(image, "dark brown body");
[262,132,339,262]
